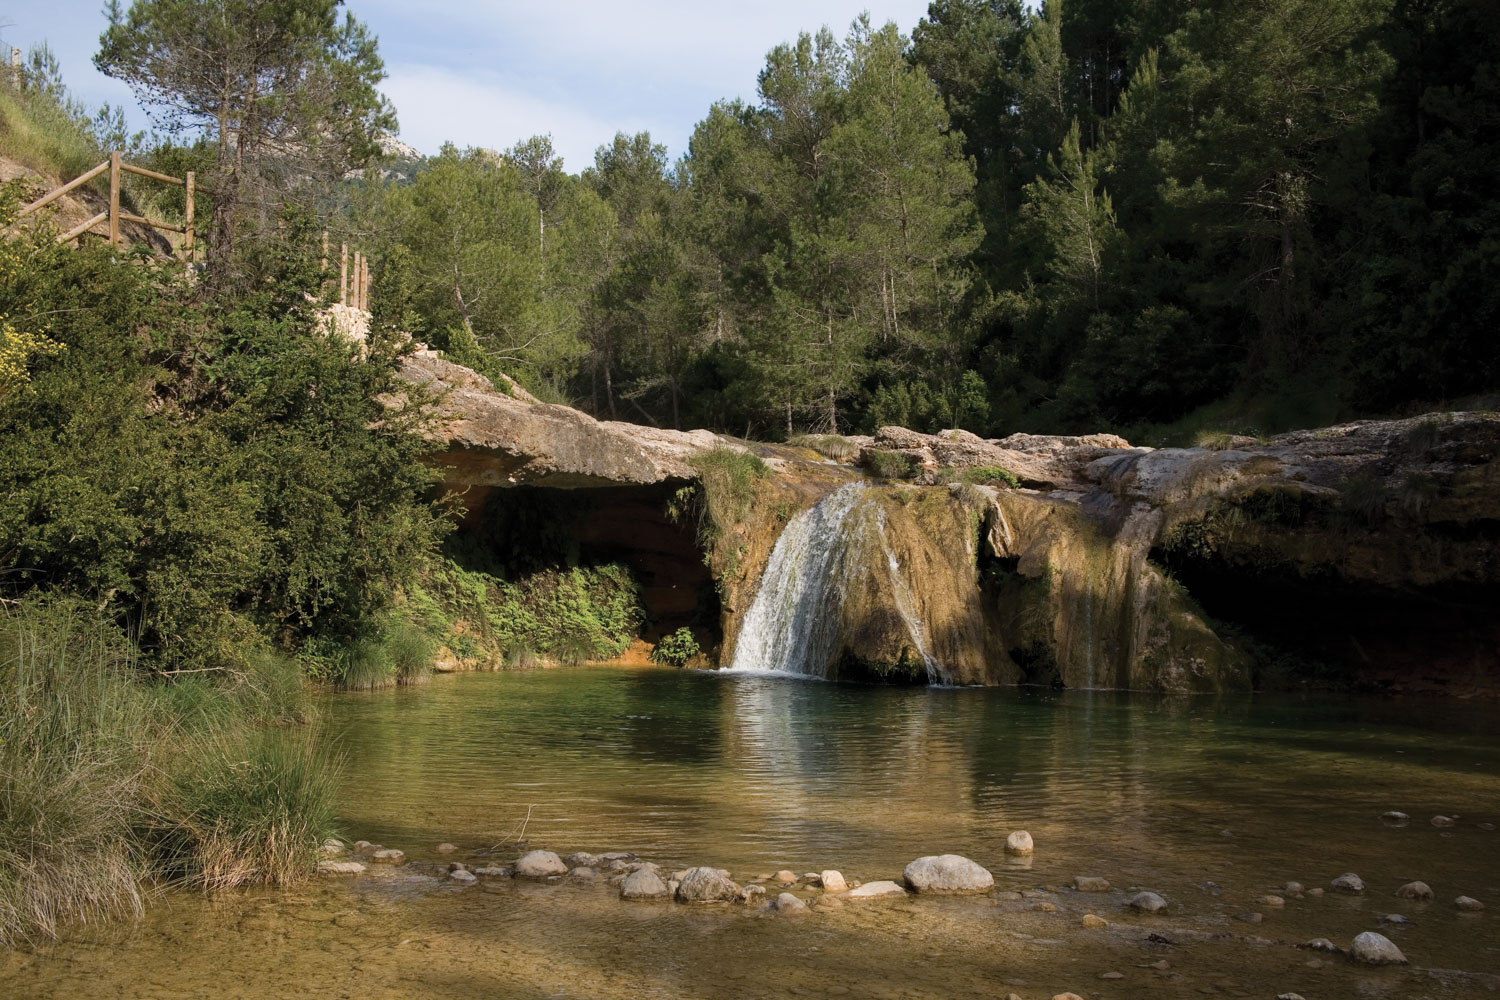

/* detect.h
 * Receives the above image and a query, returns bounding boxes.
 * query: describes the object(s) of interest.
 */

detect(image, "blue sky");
[3,1,935,172]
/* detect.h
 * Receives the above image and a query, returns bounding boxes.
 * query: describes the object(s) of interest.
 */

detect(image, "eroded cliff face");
[400,353,1500,694]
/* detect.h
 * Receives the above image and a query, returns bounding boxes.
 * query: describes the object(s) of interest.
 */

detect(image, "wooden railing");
[17,151,195,258]
[322,233,371,312]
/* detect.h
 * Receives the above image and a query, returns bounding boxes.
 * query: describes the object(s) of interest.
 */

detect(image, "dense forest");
[338,0,1500,442]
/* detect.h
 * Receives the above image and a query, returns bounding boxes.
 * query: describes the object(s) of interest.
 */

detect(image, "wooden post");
[108,151,121,249]
[353,252,361,309]
[9,48,20,89]
[362,257,371,312]
[340,244,349,305]
[183,171,195,261]
[321,231,329,274]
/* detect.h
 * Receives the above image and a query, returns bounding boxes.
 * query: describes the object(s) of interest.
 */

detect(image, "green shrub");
[962,466,1020,488]
[864,449,916,480]
[650,627,700,667]
[334,639,395,691]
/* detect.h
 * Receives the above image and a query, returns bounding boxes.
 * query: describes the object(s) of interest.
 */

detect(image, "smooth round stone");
[1127,891,1168,913]
[1032,901,1058,913]
[802,872,820,883]
[1099,971,1124,980]
[1005,830,1035,855]
[1395,880,1433,901]
[774,892,808,914]
[739,884,767,904]
[1380,811,1410,825]
[352,840,375,853]
[820,870,848,893]
[903,854,994,894]
[1455,896,1485,912]
[435,843,458,854]
[1480,823,1497,832]
[316,860,365,875]
[1431,815,1457,827]
[773,870,798,884]
[1283,881,1304,894]
[1379,913,1413,926]
[1260,895,1286,907]
[371,849,405,864]
[449,869,476,884]
[1301,938,1339,952]
[1074,876,1111,892]
[563,852,600,868]
[1351,931,1408,965]
[1081,914,1109,929]
[1331,873,1365,894]
[620,868,671,901]
[569,867,598,881]
[515,850,569,878]
[1306,887,1325,897]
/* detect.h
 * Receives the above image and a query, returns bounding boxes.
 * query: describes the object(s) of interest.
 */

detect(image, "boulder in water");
[449,869,477,884]
[1455,896,1484,912]
[1005,830,1035,855]
[1351,931,1407,965]
[1127,891,1168,913]
[1331,873,1365,894]
[371,849,405,864]
[843,880,906,899]
[317,860,365,875]
[620,868,671,901]
[515,850,568,878]
[774,892,808,914]
[902,855,994,894]
[820,870,848,893]
[675,866,740,903]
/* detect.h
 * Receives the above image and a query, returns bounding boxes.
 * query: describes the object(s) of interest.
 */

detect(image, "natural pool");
[5,667,1498,999]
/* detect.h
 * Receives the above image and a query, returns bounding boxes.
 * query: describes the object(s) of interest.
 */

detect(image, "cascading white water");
[725,483,949,682]
[725,483,867,677]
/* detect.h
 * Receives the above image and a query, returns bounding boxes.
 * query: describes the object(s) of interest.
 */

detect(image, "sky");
[2,1,936,172]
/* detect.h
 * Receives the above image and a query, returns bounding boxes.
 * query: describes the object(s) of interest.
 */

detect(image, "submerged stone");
[1455,896,1485,912]
[820,870,848,893]
[843,880,906,899]
[1394,881,1433,901]
[902,855,994,894]
[449,869,477,884]
[316,860,365,875]
[371,849,405,864]
[774,892,808,914]
[1074,876,1111,892]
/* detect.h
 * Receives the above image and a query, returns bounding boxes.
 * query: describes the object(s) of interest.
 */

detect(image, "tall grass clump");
[863,449,916,480]
[149,726,338,891]
[787,433,858,462]
[682,447,770,551]
[0,602,149,946]
[333,638,395,691]
[386,621,437,685]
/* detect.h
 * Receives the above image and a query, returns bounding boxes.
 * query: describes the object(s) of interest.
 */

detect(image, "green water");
[5,667,1498,999]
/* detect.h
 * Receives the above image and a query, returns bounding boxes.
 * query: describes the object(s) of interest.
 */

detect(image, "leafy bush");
[962,466,1021,488]
[650,627,701,667]
[863,449,916,480]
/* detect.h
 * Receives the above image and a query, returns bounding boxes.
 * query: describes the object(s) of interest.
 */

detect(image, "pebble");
[1006,830,1035,855]
[570,867,598,881]
[1100,971,1124,979]
[1306,887,1324,897]
[1127,891,1168,913]
[1237,912,1263,924]
[449,869,476,884]
[435,843,457,854]
[774,892,808,914]
[1032,901,1059,913]
[1260,895,1285,907]
[1300,938,1338,952]
[1432,815,1457,827]
[1351,931,1408,965]
[1455,896,1485,912]
[773,870,798,884]
[564,852,600,868]
[1330,873,1365,894]
[1394,880,1433,901]
[903,854,995,894]
[1081,914,1109,929]
[1480,822,1496,832]
[1283,881,1304,894]
[1074,876,1111,892]
[1381,811,1410,825]
[371,849,405,864]
[316,860,365,875]
[1378,913,1413,926]
[820,870,848,893]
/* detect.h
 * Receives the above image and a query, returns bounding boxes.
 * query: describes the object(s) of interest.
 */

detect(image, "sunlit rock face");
[400,353,1500,694]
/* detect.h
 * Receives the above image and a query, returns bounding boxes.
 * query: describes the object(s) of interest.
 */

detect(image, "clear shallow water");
[6,667,1499,1000]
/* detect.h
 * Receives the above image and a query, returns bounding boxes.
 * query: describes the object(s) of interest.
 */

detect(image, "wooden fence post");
[9,48,20,89]
[321,231,329,275]
[108,151,121,249]
[340,244,349,305]
[362,257,371,312]
[184,171,195,261]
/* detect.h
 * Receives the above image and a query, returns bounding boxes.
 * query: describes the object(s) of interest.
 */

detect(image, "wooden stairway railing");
[17,151,195,258]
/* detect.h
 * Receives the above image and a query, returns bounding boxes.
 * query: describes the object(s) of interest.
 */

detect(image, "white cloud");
[383,65,669,172]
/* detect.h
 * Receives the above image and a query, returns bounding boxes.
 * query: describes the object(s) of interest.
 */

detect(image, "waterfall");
[725,483,947,682]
